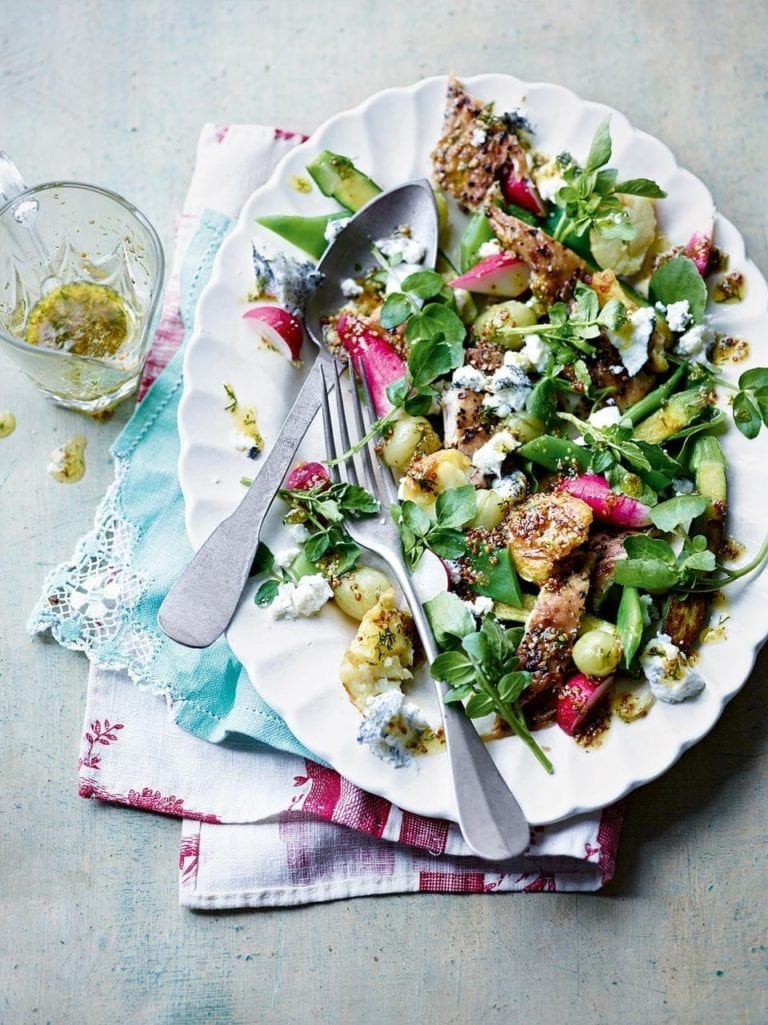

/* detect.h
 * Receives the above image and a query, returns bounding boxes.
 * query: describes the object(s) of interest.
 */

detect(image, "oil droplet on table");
[0,411,16,437]
[47,434,87,483]
[288,174,312,194]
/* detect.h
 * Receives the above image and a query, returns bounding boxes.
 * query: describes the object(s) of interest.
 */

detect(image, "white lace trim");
[27,461,166,693]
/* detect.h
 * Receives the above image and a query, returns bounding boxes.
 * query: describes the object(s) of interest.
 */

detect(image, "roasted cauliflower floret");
[505,491,593,583]
[339,590,414,712]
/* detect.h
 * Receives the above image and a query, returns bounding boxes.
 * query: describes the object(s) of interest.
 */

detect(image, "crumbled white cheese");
[444,560,463,585]
[663,299,692,334]
[477,238,502,259]
[340,277,363,298]
[463,595,495,618]
[286,521,311,544]
[521,334,551,374]
[251,242,323,314]
[672,477,695,495]
[588,405,623,429]
[501,335,550,375]
[608,306,655,377]
[231,429,259,454]
[357,690,429,767]
[471,126,488,147]
[272,574,332,620]
[639,633,705,703]
[375,231,427,266]
[532,159,566,203]
[274,546,301,569]
[46,446,68,476]
[675,321,714,365]
[483,363,532,416]
[324,216,350,243]
[491,471,528,503]
[451,365,487,392]
[472,429,521,477]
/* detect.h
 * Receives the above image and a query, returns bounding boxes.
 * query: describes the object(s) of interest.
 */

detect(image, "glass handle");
[0,152,28,206]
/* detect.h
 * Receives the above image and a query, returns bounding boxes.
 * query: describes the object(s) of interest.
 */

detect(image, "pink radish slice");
[285,461,330,491]
[556,673,614,735]
[243,305,304,361]
[684,226,713,277]
[502,173,547,217]
[559,473,652,528]
[336,313,407,417]
[448,252,530,297]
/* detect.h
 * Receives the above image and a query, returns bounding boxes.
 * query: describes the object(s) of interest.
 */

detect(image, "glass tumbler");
[0,153,164,413]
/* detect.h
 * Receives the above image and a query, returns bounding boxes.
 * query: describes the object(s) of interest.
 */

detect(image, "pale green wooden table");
[2,2,767,1023]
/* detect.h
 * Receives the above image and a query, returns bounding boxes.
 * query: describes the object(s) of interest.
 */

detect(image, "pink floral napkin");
[77,123,623,907]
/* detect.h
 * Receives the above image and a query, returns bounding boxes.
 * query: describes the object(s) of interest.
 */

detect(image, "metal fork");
[320,363,531,861]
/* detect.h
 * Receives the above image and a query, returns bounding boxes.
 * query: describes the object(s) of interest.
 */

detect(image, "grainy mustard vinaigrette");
[25,281,130,358]
[0,411,16,437]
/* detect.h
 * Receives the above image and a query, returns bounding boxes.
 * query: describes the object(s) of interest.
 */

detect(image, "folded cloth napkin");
[29,124,623,907]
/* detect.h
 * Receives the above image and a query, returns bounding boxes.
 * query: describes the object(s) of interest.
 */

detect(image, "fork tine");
[333,362,359,488]
[319,365,342,485]
[347,369,379,495]
[357,371,400,506]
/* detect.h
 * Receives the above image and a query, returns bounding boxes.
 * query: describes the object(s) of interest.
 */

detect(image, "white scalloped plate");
[178,74,768,824]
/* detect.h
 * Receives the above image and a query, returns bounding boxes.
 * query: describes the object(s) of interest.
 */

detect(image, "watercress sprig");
[391,484,477,569]
[423,597,553,774]
[551,118,666,244]
[492,282,627,368]
[277,480,380,577]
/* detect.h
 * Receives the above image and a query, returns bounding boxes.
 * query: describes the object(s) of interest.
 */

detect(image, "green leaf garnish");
[649,256,708,324]
[551,120,666,244]
[430,615,553,773]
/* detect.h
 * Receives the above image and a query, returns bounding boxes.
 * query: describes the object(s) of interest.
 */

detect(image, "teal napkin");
[29,210,315,759]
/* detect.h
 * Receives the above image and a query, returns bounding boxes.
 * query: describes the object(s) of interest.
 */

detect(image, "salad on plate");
[234,77,768,777]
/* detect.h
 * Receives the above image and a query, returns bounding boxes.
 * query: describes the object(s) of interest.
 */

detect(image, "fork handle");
[157,359,325,648]
[388,562,531,861]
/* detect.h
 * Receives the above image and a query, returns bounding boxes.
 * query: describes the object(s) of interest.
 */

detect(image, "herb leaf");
[649,256,708,324]
[648,494,710,532]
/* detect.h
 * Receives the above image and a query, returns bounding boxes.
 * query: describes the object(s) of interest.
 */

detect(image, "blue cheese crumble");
[272,573,332,620]
[357,690,429,767]
[451,365,487,391]
[639,633,705,703]
[472,429,521,477]
[251,242,323,315]
[675,321,714,365]
[483,363,533,417]
[608,306,655,377]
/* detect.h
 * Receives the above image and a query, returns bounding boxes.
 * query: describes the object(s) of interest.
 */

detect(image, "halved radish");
[559,473,652,528]
[555,673,614,735]
[243,304,304,361]
[684,224,713,277]
[502,173,547,217]
[284,461,330,491]
[448,252,530,297]
[336,313,407,417]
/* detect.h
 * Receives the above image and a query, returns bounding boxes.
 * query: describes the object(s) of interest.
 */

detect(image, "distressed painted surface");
[1,1,767,1023]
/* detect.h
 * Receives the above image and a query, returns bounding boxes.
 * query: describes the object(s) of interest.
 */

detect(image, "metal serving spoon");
[157,179,438,648]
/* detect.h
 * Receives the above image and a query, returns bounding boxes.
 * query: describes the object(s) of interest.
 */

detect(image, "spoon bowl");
[158,179,439,648]
[305,179,439,352]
